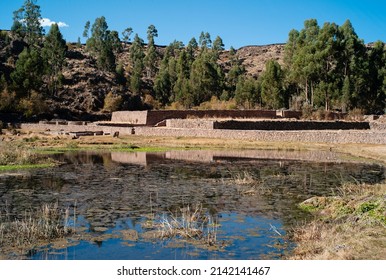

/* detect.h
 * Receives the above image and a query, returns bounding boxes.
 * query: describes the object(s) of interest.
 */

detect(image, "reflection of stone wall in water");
[110,150,353,166]
[111,152,165,166]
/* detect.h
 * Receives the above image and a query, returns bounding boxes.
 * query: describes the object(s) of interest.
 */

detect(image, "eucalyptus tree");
[199,31,212,50]
[12,0,44,47]
[122,27,133,43]
[87,16,116,71]
[226,46,245,99]
[260,60,286,109]
[129,34,145,93]
[83,21,90,39]
[42,23,67,95]
[145,24,158,78]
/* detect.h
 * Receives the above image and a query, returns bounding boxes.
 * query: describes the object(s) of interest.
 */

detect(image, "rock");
[120,229,139,241]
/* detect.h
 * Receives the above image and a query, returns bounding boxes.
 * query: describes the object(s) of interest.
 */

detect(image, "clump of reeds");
[233,171,256,185]
[0,142,39,165]
[231,171,272,196]
[155,203,219,246]
[0,203,74,248]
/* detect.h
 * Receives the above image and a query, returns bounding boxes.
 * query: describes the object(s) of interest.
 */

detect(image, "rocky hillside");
[58,42,285,114]
[53,44,284,118]
[0,32,286,120]
[230,44,285,77]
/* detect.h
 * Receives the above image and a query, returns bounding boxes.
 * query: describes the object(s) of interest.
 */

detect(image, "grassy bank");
[0,141,56,170]
[290,183,386,259]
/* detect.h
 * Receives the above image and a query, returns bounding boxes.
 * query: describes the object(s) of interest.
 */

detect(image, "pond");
[0,149,384,260]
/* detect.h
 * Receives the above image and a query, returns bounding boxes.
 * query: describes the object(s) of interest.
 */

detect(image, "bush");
[346,108,364,121]
[18,91,48,118]
[0,143,38,165]
[0,88,16,112]
[102,92,123,113]
[301,103,313,120]
[143,94,161,109]
[197,96,237,110]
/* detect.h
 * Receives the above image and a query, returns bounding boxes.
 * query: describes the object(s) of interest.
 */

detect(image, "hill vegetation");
[0,0,385,121]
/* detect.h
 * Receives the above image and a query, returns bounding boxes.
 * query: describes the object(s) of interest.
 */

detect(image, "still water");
[0,149,384,260]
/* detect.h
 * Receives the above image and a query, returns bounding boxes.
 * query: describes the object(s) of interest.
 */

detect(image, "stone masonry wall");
[134,127,386,144]
[214,120,371,130]
[20,123,386,144]
[166,119,215,129]
[111,111,148,124]
[111,110,278,126]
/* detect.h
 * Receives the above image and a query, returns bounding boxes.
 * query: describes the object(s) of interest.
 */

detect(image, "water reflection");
[0,149,384,260]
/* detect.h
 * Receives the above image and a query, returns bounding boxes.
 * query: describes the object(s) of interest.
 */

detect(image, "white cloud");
[40,18,69,28]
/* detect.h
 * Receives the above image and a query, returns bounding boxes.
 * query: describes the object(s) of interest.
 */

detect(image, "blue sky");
[1,0,386,49]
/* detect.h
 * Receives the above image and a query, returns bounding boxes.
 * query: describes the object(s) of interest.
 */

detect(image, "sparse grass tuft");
[151,203,219,247]
[231,171,273,196]
[0,203,75,249]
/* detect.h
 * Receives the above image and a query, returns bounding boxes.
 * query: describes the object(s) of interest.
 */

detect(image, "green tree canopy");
[42,23,67,95]
[12,0,44,47]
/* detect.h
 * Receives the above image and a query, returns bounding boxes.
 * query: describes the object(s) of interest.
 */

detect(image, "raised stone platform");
[166,119,371,130]
[111,110,284,126]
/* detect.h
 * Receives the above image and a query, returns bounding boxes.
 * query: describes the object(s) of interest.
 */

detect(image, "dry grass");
[231,170,273,196]
[0,203,74,249]
[154,204,219,246]
[290,183,386,260]
[0,142,40,165]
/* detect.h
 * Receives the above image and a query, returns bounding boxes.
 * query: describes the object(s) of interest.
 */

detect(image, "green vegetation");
[0,163,55,171]
[0,141,56,170]
[0,0,385,118]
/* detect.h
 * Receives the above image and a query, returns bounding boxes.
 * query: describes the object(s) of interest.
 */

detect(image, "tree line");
[0,0,385,118]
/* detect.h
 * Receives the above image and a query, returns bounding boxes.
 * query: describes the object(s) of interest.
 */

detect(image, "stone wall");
[111,110,278,126]
[111,111,148,124]
[166,119,215,129]
[213,120,371,130]
[134,127,386,144]
[20,121,386,145]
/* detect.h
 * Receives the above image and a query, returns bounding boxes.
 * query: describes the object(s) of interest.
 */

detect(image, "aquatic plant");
[0,203,75,248]
[0,143,39,165]
[154,203,219,247]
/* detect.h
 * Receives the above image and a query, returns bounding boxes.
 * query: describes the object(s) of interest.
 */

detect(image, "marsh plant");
[0,203,74,248]
[0,142,39,165]
[232,170,273,196]
[154,203,219,246]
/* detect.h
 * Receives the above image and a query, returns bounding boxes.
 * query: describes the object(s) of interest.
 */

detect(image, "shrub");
[166,101,186,110]
[18,91,48,118]
[346,108,364,121]
[197,96,237,110]
[0,89,16,112]
[102,92,123,113]
[0,143,39,165]
[301,103,313,120]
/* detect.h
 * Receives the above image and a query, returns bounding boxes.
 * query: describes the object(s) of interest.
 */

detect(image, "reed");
[0,142,39,165]
[0,203,75,248]
[155,203,219,246]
